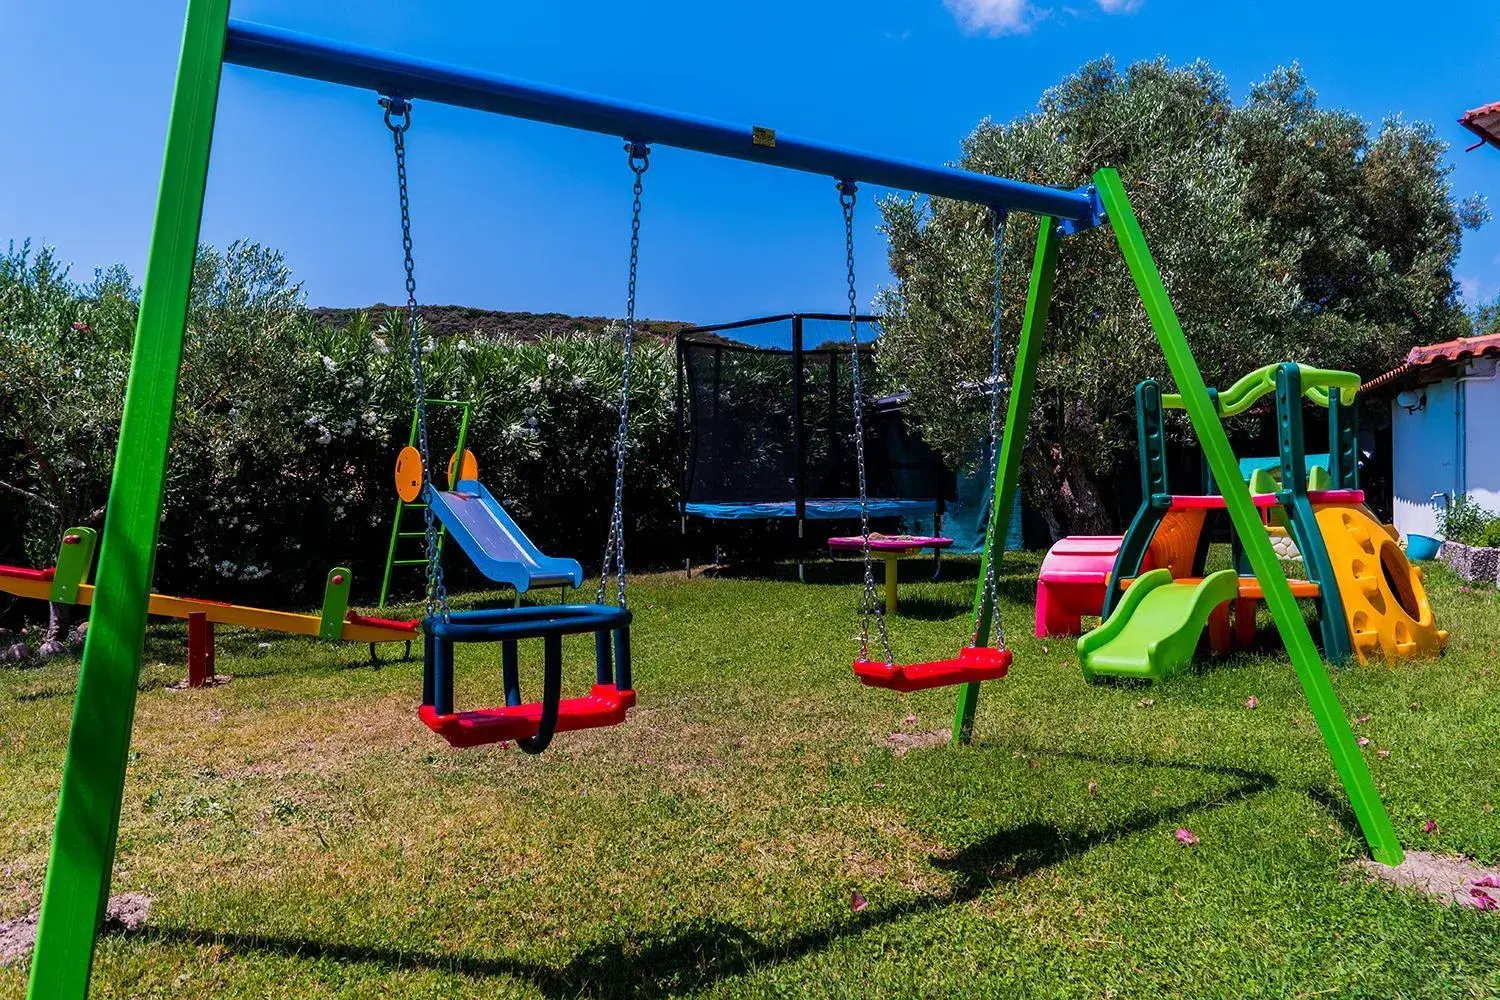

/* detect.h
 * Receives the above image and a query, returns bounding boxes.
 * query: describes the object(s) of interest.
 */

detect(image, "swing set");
[27,4,1407,996]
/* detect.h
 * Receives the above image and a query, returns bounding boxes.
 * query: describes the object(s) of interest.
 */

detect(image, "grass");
[2,552,1499,998]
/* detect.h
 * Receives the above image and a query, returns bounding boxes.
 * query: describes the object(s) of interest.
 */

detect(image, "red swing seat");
[853,645,1012,693]
[420,685,635,749]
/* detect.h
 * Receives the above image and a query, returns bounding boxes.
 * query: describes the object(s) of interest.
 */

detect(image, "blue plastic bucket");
[1406,533,1442,561]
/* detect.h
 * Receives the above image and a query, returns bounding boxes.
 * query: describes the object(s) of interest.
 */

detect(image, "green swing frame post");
[30,9,1404,993]
[952,216,1061,743]
[27,0,233,995]
[954,169,1402,868]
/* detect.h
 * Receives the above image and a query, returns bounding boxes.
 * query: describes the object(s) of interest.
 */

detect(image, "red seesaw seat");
[0,565,56,582]
[419,685,636,750]
[853,646,1012,693]
[344,610,420,632]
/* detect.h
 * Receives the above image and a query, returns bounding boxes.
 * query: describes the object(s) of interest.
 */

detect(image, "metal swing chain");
[972,209,1009,650]
[384,96,449,624]
[597,142,650,610]
[840,180,893,667]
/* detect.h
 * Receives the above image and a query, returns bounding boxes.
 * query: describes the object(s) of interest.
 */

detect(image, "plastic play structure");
[27,5,1415,993]
[392,440,585,597]
[1034,362,1447,681]
[0,527,417,681]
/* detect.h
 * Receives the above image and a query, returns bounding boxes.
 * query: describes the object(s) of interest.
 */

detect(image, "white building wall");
[1463,358,1500,516]
[1391,379,1458,539]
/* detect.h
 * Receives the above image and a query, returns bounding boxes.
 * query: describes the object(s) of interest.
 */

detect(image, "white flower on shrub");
[529,376,543,394]
[303,415,322,427]
[321,355,336,372]
[373,337,390,355]
[315,426,332,445]
[215,560,236,577]
[572,375,587,389]
[457,339,468,352]
[362,411,378,426]
[547,353,561,370]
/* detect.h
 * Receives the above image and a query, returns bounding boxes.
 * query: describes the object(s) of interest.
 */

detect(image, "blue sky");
[8,0,1499,325]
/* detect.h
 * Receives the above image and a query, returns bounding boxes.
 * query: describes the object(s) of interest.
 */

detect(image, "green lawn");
[3,553,1499,998]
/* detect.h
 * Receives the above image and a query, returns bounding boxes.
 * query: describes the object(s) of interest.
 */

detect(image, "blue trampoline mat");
[685,498,939,520]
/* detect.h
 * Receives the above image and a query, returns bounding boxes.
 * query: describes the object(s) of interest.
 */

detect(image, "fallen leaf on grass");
[1423,819,1439,834]
[1357,737,1371,747]
[1175,828,1199,847]
[850,891,868,912]
[1137,698,1155,709]
[1245,696,1259,710]
[1087,781,1100,797]
[1377,749,1391,759]
[1355,713,1372,724]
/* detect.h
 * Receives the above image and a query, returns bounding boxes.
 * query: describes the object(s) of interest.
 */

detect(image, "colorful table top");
[827,534,954,553]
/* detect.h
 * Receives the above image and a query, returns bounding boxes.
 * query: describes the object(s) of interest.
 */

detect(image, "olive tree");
[877,59,1483,537]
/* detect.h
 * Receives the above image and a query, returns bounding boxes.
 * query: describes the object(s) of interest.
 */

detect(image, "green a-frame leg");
[952,215,1060,743]
[27,2,233,997]
[953,170,1403,869]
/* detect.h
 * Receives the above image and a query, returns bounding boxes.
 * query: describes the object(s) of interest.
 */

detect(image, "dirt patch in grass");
[0,910,35,967]
[1357,852,1500,911]
[0,892,152,966]
[885,729,950,755]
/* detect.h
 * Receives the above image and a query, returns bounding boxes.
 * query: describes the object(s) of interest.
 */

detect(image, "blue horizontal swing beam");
[222,20,1102,225]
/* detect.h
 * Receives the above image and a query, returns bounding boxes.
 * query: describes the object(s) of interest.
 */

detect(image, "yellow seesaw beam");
[0,573,416,645]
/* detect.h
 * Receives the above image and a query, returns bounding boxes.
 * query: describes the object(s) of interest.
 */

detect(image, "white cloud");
[1458,273,1488,305]
[945,0,1141,36]
[945,0,1042,35]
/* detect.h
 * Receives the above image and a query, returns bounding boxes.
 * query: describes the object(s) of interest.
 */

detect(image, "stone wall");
[1438,541,1500,586]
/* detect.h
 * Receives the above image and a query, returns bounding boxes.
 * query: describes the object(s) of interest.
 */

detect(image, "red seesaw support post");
[186,611,215,687]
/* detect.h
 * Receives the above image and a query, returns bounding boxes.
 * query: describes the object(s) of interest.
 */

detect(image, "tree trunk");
[39,601,72,657]
[1024,440,1114,540]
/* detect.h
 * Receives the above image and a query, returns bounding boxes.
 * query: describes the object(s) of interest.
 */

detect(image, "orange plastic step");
[1119,576,1319,599]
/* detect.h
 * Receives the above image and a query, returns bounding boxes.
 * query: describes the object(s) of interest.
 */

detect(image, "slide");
[1312,499,1448,664]
[428,479,584,594]
[1078,569,1238,682]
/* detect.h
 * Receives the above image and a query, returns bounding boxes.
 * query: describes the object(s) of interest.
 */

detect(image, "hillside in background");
[311,304,693,341]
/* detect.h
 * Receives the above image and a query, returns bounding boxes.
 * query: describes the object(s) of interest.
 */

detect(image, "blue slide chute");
[427,479,583,593]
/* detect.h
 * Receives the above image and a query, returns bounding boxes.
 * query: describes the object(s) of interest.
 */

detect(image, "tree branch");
[0,478,58,510]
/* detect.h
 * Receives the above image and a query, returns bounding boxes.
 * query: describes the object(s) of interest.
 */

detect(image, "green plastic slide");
[1078,568,1239,682]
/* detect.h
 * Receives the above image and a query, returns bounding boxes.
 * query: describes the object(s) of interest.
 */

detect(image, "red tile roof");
[1460,101,1500,151]
[1362,333,1500,393]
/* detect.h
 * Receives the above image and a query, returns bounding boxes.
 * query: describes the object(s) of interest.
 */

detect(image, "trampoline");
[684,498,939,520]
[676,313,951,573]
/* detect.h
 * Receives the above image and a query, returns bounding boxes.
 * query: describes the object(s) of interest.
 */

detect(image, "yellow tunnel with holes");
[1314,499,1448,664]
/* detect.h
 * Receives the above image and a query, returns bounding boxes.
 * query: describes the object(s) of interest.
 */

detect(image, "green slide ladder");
[377,398,472,609]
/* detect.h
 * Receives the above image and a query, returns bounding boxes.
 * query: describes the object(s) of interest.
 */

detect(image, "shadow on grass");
[709,557,980,588]
[888,594,970,621]
[130,752,1280,998]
